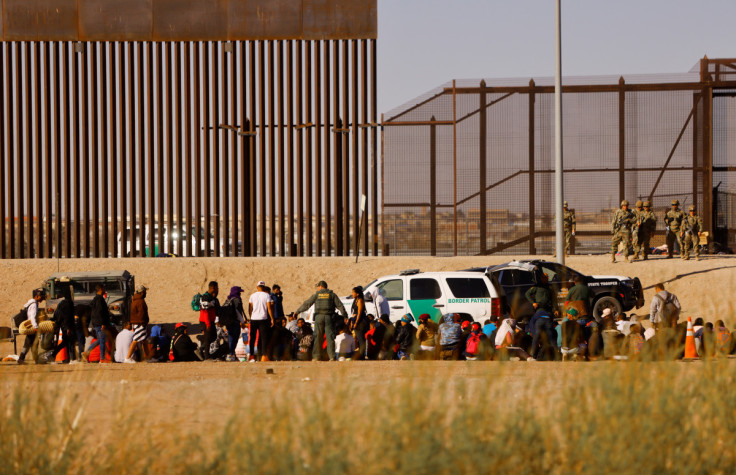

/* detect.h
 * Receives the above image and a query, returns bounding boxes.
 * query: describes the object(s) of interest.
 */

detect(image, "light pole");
[554,0,565,265]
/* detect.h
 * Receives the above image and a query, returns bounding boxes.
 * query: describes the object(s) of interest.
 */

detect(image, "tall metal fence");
[0,0,379,259]
[382,57,736,256]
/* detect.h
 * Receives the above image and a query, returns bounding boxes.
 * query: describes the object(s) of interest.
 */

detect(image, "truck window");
[409,278,442,300]
[377,279,403,301]
[446,278,490,298]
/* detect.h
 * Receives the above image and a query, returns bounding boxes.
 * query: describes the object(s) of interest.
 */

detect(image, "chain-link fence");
[382,57,736,256]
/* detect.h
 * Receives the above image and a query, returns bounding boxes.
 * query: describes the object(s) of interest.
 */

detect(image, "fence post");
[528,79,536,255]
[479,81,487,255]
[430,116,437,256]
[619,76,626,203]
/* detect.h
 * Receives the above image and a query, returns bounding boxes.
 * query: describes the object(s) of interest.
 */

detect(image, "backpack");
[219,298,238,327]
[12,306,29,328]
[656,293,679,325]
[191,293,202,312]
[466,333,481,356]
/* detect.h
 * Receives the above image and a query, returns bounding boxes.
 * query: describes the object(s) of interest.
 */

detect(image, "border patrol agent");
[295,280,347,361]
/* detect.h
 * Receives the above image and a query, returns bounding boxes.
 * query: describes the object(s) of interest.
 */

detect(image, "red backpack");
[466,333,481,355]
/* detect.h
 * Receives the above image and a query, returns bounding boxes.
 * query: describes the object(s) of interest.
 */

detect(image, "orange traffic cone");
[55,329,68,362]
[684,316,698,359]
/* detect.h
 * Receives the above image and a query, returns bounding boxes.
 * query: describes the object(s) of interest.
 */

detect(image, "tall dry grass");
[2,361,735,474]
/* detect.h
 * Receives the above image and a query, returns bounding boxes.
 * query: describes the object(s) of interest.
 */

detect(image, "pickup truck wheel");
[592,296,622,320]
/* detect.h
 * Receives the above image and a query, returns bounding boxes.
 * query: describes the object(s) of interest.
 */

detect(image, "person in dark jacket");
[395,315,416,360]
[86,284,112,363]
[51,283,78,363]
[221,286,246,361]
[378,315,396,360]
[267,317,293,361]
[171,323,199,362]
[528,308,558,360]
[525,273,556,313]
[350,286,369,360]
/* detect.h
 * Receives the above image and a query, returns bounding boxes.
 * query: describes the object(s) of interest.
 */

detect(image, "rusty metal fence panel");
[383,59,736,256]
[0,39,378,259]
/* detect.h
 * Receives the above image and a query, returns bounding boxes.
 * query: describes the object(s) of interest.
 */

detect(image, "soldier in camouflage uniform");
[636,201,657,260]
[611,200,636,263]
[631,201,644,260]
[563,201,576,256]
[664,199,685,258]
[681,205,703,261]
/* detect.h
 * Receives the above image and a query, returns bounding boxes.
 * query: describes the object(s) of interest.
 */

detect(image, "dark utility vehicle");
[43,270,135,327]
[465,260,644,321]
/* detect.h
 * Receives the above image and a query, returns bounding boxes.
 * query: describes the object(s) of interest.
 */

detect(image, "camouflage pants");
[611,231,632,257]
[564,229,573,255]
[665,230,683,257]
[681,233,699,259]
[632,229,651,258]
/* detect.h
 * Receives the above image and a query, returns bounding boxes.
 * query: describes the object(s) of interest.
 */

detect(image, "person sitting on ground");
[464,322,487,360]
[495,317,532,361]
[482,318,497,340]
[171,323,199,362]
[297,323,314,361]
[561,308,585,361]
[267,317,293,361]
[715,320,732,356]
[285,312,299,334]
[702,322,716,358]
[378,315,395,360]
[437,313,463,360]
[147,325,170,362]
[621,324,645,358]
[334,324,356,361]
[615,313,632,335]
[115,321,135,363]
[693,317,705,354]
[365,320,381,360]
[416,313,438,360]
[395,315,417,360]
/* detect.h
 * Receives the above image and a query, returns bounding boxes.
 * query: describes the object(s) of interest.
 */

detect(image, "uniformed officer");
[681,205,703,261]
[294,280,347,361]
[631,200,643,259]
[637,201,657,260]
[664,199,685,258]
[611,200,636,263]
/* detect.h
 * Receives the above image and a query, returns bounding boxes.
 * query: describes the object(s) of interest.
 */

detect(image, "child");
[334,325,355,361]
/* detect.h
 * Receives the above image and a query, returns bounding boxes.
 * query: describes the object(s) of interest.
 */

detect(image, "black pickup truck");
[465,260,645,321]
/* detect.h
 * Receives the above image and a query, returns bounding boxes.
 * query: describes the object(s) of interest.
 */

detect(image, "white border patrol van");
[338,269,506,324]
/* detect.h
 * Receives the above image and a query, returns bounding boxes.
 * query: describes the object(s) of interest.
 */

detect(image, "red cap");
[418,313,430,321]
[175,322,187,329]
[461,321,471,329]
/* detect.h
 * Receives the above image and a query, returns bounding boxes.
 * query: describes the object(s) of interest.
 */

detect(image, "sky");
[377,0,736,115]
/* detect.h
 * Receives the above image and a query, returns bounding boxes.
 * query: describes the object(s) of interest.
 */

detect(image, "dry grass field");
[2,255,736,473]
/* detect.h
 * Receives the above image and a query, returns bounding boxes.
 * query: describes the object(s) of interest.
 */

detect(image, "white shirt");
[24,299,39,328]
[115,329,134,362]
[335,333,355,354]
[249,291,273,321]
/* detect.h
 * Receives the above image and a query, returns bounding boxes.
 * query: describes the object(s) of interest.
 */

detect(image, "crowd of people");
[13,276,735,365]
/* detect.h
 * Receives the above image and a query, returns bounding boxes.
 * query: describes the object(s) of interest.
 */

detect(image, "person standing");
[17,289,46,365]
[199,281,220,361]
[271,284,285,321]
[649,283,681,330]
[525,273,555,313]
[248,281,275,361]
[664,199,685,258]
[370,288,390,320]
[610,200,636,263]
[565,276,591,318]
[631,200,644,260]
[563,201,576,256]
[127,285,150,363]
[636,201,657,260]
[294,280,347,361]
[87,284,113,363]
[221,286,246,362]
[350,286,368,360]
[51,283,77,364]
[681,205,703,261]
